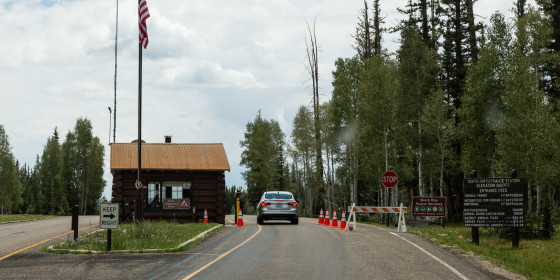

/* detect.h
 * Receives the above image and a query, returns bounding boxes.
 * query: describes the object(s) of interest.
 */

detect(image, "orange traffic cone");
[203,209,209,223]
[237,209,244,227]
[331,210,338,227]
[339,210,347,229]
[324,209,330,226]
[317,208,324,225]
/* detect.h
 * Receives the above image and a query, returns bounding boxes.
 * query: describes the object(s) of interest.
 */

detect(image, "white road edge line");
[390,232,469,280]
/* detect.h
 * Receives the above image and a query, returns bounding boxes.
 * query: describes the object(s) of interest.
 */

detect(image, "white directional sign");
[100,203,119,229]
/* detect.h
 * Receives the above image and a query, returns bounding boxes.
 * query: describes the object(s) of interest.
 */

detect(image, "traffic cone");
[331,210,338,227]
[203,209,209,223]
[317,208,324,225]
[324,209,330,226]
[339,211,347,229]
[237,209,244,227]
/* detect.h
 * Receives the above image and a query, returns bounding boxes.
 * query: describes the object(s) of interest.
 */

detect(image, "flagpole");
[137,42,143,221]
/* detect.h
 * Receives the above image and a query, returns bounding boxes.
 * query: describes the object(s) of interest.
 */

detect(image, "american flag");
[138,0,150,48]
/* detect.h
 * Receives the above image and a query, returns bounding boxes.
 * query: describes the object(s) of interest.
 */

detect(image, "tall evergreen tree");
[291,106,316,216]
[240,111,286,203]
[372,0,384,55]
[357,56,400,206]
[397,26,438,196]
[536,0,560,108]
[460,12,511,177]
[330,57,361,205]
[354,1,373,61]
[38,128,68,214]
[62,118,105,215]
[0,124,23,214]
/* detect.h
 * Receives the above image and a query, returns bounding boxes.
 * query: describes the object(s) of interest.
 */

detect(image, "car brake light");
[288,202,297,207]
[261,202,271,206]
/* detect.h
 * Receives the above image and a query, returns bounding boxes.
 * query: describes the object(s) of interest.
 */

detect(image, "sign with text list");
[463,178,526,227]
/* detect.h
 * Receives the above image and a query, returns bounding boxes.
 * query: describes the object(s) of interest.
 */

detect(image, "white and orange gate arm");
[345,203,407,232]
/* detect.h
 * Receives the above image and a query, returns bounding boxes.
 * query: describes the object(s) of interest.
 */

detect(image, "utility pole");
[113,0,118,143]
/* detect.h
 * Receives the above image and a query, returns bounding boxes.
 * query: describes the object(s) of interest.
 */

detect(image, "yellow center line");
[181,223,262,280]
[0,224,99,261]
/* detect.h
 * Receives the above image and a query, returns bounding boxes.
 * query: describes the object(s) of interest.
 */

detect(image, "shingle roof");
[110,143,230,171]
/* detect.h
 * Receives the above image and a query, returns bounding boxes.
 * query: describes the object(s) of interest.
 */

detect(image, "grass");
[407,222,560,280]
[46,220,220,253]
[0,214,56,223]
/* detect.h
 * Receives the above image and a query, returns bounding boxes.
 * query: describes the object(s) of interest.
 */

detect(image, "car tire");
[257,216,264,225]
[291,217,299,225]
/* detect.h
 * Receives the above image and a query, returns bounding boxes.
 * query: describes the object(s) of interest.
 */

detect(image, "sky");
[0,0,527,200]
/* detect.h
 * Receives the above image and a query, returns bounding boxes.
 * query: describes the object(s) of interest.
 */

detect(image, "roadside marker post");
[71,205,79,241]
[345,203,408,232]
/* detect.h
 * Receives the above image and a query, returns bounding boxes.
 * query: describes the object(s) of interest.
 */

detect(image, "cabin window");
[147,181,192,210]
[147,182,161,208]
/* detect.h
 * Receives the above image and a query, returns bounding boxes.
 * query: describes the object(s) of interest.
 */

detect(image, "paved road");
[0,215,515,279]
[0,216,99,260]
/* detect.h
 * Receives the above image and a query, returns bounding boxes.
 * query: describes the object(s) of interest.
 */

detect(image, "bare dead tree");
[305,18,325,211]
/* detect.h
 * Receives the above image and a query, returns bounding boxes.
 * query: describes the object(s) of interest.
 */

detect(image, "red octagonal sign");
[382,171,399,188]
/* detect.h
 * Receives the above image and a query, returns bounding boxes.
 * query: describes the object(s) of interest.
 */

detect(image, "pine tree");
[0,124,23,214]
[240,111,286,203]
[38,128,67,215]
[536,0,560,108]
[62,118,105,215]
[397,26,438,196]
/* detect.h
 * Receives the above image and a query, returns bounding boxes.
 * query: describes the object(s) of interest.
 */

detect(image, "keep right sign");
[100,203,119,229]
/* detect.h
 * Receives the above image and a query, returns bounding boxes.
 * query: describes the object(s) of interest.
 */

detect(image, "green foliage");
[62,118,106,215]
[240,111,286,203]
[357,55,399,203]
[0,124,23,214]
[541,197,554,239]
[38,128,68,215]
[460,12,511,177]
[409,223,560,279]
[290,105,317,216]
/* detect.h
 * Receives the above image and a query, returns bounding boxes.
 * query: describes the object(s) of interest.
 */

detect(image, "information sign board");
[412,197,446,217]
[163,198,191,209]
[100,203,119,229]
[463,178,526,227]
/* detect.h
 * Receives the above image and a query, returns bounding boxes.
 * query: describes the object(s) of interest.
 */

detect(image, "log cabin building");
[110,137,230,224]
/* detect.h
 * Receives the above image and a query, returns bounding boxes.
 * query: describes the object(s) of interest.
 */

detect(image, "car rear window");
[265,193,293,200]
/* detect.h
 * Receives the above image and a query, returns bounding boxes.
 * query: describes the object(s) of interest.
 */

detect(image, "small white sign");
[100,203,119,229]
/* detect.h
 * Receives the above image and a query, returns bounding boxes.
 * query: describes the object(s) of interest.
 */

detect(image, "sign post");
[100,203,119,251]
[382,171,398,227]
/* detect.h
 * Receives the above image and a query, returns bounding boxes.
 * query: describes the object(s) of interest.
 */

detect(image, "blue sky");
[0,0,525,200]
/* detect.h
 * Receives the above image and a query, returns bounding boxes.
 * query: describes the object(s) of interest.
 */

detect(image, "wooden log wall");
[112,169,226,224]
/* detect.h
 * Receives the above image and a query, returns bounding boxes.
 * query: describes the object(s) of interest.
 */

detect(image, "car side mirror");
[296,200,299,203]
[254,199,260,203]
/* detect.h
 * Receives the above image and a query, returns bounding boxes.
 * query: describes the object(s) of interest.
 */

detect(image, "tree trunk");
[420,0,429,43]
[439,150,444,197]
[373,0,382,55]
[465,0,478,61]
[418,118,424,196]
[305,19,324,209]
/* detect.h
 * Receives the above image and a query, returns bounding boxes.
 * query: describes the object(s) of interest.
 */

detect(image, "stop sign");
[382,171,398,188]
